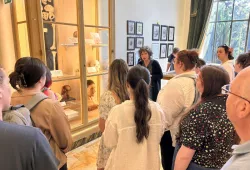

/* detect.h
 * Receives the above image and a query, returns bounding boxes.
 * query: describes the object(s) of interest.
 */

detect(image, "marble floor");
[67,138,100,170]
[67,138,163,170]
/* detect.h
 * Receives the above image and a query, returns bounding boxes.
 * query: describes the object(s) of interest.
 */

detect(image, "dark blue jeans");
[172,143,219,170]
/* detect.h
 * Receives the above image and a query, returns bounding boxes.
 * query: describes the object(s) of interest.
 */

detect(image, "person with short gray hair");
[221,66,250,170]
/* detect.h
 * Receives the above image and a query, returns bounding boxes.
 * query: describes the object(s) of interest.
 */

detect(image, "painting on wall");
[127,52,135,66]
[127,20,135,35]
[136,22,143,35]
[167,43,174,56]
[160,43,167,58]
[160,25,168,41]
[152,24,160,41]
[127,37,135,50]
[135,37,144,48]
[168,26,175,41]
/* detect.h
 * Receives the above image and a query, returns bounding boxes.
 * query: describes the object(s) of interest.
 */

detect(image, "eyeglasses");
[221,84,250,103]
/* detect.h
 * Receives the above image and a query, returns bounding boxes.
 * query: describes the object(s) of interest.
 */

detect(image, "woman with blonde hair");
[97,59,129,170]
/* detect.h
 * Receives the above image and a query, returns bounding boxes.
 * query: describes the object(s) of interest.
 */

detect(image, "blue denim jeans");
[172,143,219,170]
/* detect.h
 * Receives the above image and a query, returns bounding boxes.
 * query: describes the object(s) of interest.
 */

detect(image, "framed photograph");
[152,24,160,41]
[127,52,135,66]
[160,43,168,58]
[160,25,168,41]
[127,37,135,50]
[127,20,135,35]
[167,43,174,56]
[136,22,143,35]
[151,43,160,59]
[135,37,144,48]
[168,26,175,41]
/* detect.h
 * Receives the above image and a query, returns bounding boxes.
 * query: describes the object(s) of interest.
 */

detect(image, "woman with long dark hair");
[173,65,237,170]
[103,65,165,170]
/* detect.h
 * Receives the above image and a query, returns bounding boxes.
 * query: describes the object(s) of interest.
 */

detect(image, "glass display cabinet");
[11,0,115,139]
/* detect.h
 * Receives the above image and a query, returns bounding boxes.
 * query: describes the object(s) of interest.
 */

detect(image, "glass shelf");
[52,75,80,82]
[87,70,108,77]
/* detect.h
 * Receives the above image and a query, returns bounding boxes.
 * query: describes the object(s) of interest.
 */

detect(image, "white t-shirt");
[103,100,165,170]
[222,60,235,82]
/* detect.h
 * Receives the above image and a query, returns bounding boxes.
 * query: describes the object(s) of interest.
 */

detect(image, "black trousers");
[59,163,67,170]
[160,131,175,170]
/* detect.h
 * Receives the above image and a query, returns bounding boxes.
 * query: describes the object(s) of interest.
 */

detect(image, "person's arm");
[98,91,116,132]
[174,145,195,170]
[166,62,171,72]
[157,82,185,128]
[151,60,163,81]
[103,108,118,148]
[174,107,207,170]
[33,129,59,170]
[49,102,73,153]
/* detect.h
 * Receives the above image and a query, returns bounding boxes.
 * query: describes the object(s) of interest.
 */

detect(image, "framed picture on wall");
[136,22,143,35]
[127,52,135,66]
[160,43,168,58]
[167,43,174,56]
[160,25,168,41]
[168,26,175,41]
[152,24,160,41]
[135,37,144,48]
[127,37,135,50]
[127,20,135,35]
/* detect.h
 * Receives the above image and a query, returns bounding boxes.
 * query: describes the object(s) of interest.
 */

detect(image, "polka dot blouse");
[179,95,236,169]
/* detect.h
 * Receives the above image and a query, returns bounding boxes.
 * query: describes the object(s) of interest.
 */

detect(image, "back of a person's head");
[9,57,46,91]
[127,65,151,143]
[200,65,230,100]
[177,50,199,71]
[236,52,250,69]
[196,58,206,68]
[44,66,52,88]
[173,47,180,54]
[108,59,129,102]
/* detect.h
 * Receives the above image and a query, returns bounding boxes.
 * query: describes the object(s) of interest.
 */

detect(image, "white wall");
[115,0,191,72]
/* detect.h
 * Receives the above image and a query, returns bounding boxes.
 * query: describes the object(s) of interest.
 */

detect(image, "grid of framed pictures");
[152,24,175,42]
[152,24,175,59]
[126,20,144,66]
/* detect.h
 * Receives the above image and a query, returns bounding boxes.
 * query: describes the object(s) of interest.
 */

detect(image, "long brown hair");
[127,65,152,143]
[108,59,129,102]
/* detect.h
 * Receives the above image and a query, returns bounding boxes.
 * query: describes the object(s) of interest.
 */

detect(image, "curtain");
[187,0,213,49]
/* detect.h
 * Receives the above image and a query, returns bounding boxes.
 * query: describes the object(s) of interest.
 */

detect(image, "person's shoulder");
[0,121,39,142]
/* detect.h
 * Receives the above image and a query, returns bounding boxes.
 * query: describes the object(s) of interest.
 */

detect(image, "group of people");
[0,44,250,170]
[96,44,250,170]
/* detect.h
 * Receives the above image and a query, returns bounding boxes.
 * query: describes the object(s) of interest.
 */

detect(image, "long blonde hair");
[108,59,129,102]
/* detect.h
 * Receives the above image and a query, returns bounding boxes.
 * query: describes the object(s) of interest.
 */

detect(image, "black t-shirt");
[0,121,59,170]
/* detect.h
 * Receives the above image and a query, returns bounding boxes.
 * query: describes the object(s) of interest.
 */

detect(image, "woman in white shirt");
[103,65,165,170]
[217,44,235,81]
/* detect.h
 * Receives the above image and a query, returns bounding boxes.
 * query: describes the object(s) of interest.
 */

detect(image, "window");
[201,0,250,63]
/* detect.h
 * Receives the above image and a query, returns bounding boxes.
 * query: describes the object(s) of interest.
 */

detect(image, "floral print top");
[179,95,236,169]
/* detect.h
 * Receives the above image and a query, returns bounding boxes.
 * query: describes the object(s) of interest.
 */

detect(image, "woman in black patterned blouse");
[173,65,237,170]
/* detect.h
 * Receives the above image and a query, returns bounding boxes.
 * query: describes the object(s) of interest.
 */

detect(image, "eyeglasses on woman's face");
[221,84,250,103]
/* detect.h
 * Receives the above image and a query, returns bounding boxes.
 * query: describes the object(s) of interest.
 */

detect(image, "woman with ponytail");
[217,44,235,81]
[103,65,165,170]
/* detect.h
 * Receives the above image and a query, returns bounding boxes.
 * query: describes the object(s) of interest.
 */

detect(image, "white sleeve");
[157,82,185,129]
[103,108,118,148]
